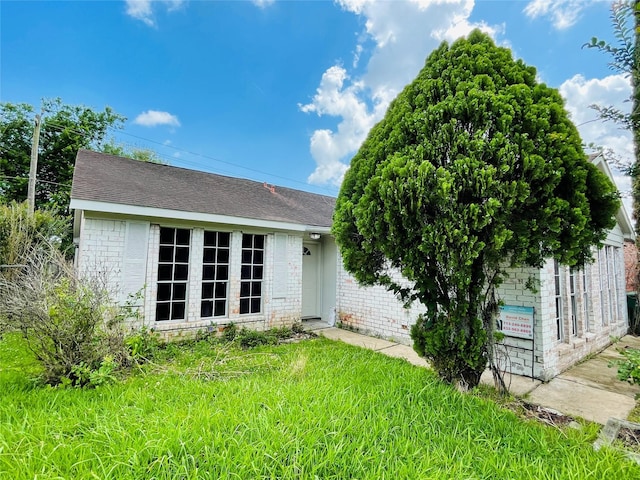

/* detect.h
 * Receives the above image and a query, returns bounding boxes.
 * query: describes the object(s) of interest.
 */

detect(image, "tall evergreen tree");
[334,31,620,388]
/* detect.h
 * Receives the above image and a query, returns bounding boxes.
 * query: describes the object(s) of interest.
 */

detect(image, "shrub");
[0,202,70,281]
[221,323,238,343]
[125,326,160,363]
[237,328,273,349]
[0,249,130,386]
[612,348,640,389]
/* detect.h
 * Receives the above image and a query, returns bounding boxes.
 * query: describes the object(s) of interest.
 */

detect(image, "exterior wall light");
[309,233,321,240]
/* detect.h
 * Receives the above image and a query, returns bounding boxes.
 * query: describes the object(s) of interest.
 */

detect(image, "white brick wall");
[77,216,127,300]
[78,215,306,340]
[335,246,629,380]
[336,262,423,345]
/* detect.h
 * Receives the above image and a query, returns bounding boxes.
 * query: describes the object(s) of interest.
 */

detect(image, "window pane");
[251,281,261,296]
[239,298,250,314]
[201,300,213,318]
[251,298,261,313]
[241,265,251,279]
[253,250,264,264]
[240,281,250,297]
[253,266,263,280]
[242,250,252,264]
[174,264,189,281]
[176,229,191,246]
[175,247,189,263]
[213,265,225,281]
[204,231,217,247]
[173,283,186,301]
[158,265,173,281]
[242,235,252,248]
[215,282,227,298]
[171,302,186,320]
[214,300,226,317]
[157,283,172,301]
[156,303,170,321]
[160,227,174,245]
[218,232,230,247]
[203,265,215,280]
[217,249,229,263]
[159,246,174,262]
[254,235,264,249]
[202,283,214,299]
[203,248,215,263]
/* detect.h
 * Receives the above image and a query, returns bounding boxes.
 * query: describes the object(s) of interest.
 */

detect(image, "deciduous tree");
[333,30,620,389]
[0,98,125,212]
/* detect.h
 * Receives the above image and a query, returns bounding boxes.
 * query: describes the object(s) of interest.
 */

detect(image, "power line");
[40,120,338,195]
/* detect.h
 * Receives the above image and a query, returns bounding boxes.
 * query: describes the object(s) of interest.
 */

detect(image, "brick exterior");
[78,215,305,341]
[77,212,630,379]
[335,245,629,380]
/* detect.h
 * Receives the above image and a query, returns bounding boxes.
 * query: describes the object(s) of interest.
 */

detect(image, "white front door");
[302,243,320,318]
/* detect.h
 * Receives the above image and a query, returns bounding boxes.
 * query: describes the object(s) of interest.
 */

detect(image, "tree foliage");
[333,31,620,388]
[101,141,166,164]
[0,98,125,213]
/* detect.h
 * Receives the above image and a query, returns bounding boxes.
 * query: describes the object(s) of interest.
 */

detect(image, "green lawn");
[0,333,637,479]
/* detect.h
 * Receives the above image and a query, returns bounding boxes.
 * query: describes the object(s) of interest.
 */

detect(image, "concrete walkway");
[305,322,640,425]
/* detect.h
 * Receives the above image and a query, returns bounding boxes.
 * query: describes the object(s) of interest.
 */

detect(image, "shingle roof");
[71,149,336,228]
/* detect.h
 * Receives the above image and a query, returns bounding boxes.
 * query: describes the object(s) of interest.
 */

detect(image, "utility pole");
[27,113,41,214]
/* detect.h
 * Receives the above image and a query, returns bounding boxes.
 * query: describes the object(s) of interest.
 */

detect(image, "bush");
[125,326,160,363]
[237,328,274,349]
[0,202,70,281]
[0,249,130,386]
[613,348,640,388]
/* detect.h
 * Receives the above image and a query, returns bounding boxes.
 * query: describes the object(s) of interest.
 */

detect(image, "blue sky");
[0,0,633,206]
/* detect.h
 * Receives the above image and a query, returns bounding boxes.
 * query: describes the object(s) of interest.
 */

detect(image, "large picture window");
[201,231,230,318]
[156,227,191,321]
[240,234,264,314]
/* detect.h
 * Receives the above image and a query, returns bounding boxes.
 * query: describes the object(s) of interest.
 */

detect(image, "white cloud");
[523,0,598,30]
[560,73,634,214]
[124,0,186,27]
[134,110,181,127]
[252,0,275,8]
[302,0,500,186]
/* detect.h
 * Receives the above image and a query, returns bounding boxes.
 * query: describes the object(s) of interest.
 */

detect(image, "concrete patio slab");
[480,370,541,396]
[527,377,636,425]
[377,344,430,368]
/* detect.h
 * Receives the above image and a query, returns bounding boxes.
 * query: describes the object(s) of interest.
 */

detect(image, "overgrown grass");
[1,333,638,479]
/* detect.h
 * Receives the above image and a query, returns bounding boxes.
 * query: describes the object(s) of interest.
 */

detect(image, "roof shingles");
[71,150,335,228]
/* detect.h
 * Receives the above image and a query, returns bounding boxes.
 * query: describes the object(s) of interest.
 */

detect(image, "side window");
[201,231,230,318]
[240,234,264,314]
[156,227,191,321]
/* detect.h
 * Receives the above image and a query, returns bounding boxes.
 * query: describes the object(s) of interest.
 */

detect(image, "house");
[70,149,339,341]
[71,150,632,379]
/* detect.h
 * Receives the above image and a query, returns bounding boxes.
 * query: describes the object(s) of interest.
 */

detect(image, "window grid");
[613,247,623,322]
[201,231,230,318]
[554,260,564,341]
[582,266,590,332]
[599,249,608,325]
[606,247,614,324]
[240,234,264,315]
[156,227,191,321]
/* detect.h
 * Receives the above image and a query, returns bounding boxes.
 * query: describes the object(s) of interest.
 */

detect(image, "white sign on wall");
[498,305,534,340]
